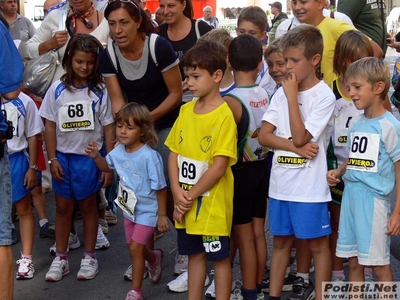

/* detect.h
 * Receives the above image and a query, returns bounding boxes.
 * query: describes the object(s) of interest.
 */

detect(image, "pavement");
[11,47,400,300]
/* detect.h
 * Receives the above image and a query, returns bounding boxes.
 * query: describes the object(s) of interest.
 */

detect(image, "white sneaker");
[174,253,188,275]
[167,271,210,293]
[205,278,216,298]
[95,224,110,249]
[45,256,70,281]
[123,264,148,281]
[77,255,99,280]
[49,233,81,254]
[16,257,35,279]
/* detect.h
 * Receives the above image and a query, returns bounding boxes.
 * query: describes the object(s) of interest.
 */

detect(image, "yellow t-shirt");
[317,17,355,85]
[165,100,237,236]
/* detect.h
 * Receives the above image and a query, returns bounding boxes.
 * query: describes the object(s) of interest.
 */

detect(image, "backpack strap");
[107,40,118,73]
[195,19,201,40]
[149,33,159,67]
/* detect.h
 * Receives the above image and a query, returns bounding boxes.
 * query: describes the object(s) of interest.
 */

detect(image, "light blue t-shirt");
[344,111,400,198]
[106,144,166,226]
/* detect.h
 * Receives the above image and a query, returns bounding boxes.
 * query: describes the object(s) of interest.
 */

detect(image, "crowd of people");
[1,0,400,300]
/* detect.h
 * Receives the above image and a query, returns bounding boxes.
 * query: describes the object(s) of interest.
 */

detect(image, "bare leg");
[234,222,257,290]
[253,217,267,285]
[31,186,48,221]
[296,238,312,273]
[79,193,98,252]
[14,195,34,255]
[308,236,332,300]
[55,194,75,253]
[129,241,146,289]
[213,257,232,300]
[188,252,207,300]
[269,235,294,297]
[0,246,14,300]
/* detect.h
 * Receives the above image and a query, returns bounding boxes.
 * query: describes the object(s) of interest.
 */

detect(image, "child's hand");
[386,212,400,235]
[172,188,193,212]
[157,215,170,233]
[85,140,99,159]
[100,171,113,188]
[50,160,64,181]
[294,142,319,159]
[282,72,299,102]
[327,169,341,186]
[173,209,184,223]
[24,169,38,189]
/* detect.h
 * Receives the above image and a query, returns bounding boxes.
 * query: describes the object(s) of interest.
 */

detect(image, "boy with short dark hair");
[236,6,276,96]
[259,24,335,300]
[165,40,237,300]
[328,57,400,283]
[224,34,270,300]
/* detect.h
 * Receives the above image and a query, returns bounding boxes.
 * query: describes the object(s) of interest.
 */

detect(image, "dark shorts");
[232,159,269,225]
[330,180,344,205]
[177,229,230,261]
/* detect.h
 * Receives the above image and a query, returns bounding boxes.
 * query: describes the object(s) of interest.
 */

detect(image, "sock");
[332,270,345,280]
[84,251,96,259]
[256,283,264,294]
[131,288,142,294]
[364,268,373,276]
[241,287,258,300]
[285,266,291,278]
[56,252,68,260]
[296,272,309,283]
[269,296,281,300]
[22,254,32,259]
[39,219,48,227]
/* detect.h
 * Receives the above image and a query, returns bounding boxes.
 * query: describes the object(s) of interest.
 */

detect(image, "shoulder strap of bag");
[107,40,118,73]
[149,33,159,67]
[195,19,201,40]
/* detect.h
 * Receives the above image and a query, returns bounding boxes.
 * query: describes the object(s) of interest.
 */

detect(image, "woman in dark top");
[158,0,212,102]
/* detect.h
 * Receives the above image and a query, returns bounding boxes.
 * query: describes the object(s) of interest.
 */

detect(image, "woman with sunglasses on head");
[158,0,212,103]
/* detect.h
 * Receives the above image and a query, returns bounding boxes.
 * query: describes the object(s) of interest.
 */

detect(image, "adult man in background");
[201,6,219,28]
[268,1,287,43]
[0,0,35,58]
[0,15,24,300]
[337,0,387,53]
[155,7,164,26]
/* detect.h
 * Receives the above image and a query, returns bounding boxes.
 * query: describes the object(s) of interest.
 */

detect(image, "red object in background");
[145,0,216,19]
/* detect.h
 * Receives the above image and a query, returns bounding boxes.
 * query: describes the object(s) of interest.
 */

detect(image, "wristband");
[48,157,58,164]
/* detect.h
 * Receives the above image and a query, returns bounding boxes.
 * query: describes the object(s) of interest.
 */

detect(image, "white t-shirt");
[3,92,44,155]
[39,80,114,154]
[262,81,335,202]
[256,58,275,97]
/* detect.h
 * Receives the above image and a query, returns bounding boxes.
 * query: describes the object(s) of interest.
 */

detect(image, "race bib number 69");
[347,132,380,173]
[178,155,209,196]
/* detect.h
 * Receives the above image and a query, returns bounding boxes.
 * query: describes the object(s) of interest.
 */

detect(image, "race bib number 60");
[347,132,380,173]
[178,155,209,196]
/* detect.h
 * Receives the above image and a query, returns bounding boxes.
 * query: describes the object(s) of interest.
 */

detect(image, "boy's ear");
[374,81,386,95]
[311,53,322,67]
[213,69,224,83]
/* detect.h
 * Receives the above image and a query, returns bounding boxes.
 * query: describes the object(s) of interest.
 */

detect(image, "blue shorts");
[177,229,230,261]
[269,198,331,239]
[9,150,33,202]
[52,152,101,200]
[336,182,391,266]
[0,147,13,245]
[155,127,171,188]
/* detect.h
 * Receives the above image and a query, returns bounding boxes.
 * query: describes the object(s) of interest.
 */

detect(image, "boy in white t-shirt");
[259,24,335,300]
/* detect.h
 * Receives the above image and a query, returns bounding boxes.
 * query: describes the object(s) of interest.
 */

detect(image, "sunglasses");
[109,0,141,16]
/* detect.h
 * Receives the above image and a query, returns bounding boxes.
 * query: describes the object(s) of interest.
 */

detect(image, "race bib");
[58,101,94,132]
[114,182,138,221]
[274,133,309,168]
[178,155,209,196]
[334,114,354,146]
[4,105,18,137]
[347,132,380,173]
